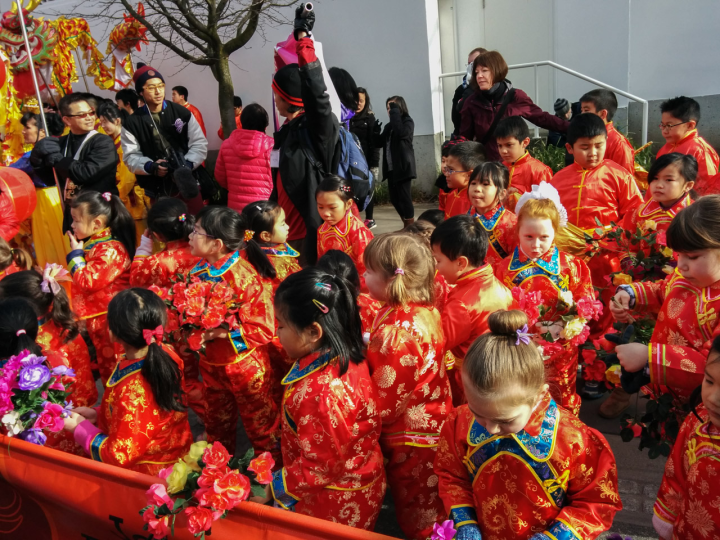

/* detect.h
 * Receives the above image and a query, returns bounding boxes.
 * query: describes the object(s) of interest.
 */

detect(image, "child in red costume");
[465,162,518,267]
[188,206,280,461]
[363,233,452,540]
[63,288,192,475]
[495,116,552,212]
[440,142,485,219]
[316,176,373,292]
[67,191,135,383]
[653,336,720,540]
[431,215,515,405]
[435,309,622,539]
[580,89,635,175]
[0,239,32,280]
[267,268,386,529]
[495,185,597,415]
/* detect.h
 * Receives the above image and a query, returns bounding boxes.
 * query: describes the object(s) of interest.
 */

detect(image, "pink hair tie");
[178,214,187,222]
[16,329,26,336]
[102,192,112,202]
[395,268,404,276]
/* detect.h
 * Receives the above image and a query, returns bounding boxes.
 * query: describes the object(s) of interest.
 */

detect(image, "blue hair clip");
[315,282,332,291]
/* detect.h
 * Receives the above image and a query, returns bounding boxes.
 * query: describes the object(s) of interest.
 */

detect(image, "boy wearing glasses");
[440,141,486,219]
[656,96,719,194]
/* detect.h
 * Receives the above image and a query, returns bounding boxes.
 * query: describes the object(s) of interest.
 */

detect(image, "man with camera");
[121,64,208,213]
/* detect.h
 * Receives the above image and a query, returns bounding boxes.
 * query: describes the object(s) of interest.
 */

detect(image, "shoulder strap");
[480,88,516,145]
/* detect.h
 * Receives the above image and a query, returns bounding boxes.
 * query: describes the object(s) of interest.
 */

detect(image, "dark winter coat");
[349,109,381,168]
[451,83,474,136]
[378,109,416,183]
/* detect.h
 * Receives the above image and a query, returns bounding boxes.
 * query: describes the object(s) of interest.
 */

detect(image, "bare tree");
[86,0,295,137]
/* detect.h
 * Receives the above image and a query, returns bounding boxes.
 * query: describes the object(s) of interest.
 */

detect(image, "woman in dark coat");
[460,50,569,160]
[377,96,416,227]
[349,88,381,229]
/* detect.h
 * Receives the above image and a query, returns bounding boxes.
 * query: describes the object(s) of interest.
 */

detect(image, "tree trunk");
[212,52,236,140]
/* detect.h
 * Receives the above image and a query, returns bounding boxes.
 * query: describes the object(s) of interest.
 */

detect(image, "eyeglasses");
[144,84,166,93]
[659,121,689,131]
[190,228,214,239]
[443,166,471,175]
[65,110,96,119]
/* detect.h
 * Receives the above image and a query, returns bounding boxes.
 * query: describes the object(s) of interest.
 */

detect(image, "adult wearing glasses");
[31,93,119,232]
[121,64,208,214]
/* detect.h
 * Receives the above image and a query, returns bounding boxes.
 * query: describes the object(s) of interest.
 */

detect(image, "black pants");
[388,179,414,220]
[364,197,375,220]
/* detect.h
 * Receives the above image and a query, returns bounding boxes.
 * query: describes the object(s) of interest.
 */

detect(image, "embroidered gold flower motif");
[373,366,396,389]
[667,298,684,319]
[686,499,715,537]
[667,330,688,346]
[405,403,431,430]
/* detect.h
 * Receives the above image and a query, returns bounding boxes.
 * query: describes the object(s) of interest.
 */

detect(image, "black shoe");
[364,219,377,230]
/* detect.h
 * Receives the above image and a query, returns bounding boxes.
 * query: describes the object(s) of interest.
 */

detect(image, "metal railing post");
[533,64,540,139]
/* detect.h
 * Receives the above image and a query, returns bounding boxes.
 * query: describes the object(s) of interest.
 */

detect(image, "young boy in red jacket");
[439,141,485,219]
[580,89,635,175]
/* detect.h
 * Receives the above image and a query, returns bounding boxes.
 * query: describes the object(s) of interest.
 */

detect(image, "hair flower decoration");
[515,181,568,226]
[178,214,187,222]
[515,324,533,346]
[40,263,71,296]
[102,192,112,202]
[244,230,255,242]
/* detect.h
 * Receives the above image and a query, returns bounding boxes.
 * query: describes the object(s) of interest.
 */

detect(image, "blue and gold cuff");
[450,505,478,527]
[89,433,108,462]
[67,249,86,275]
[229,328,249,355]
[270,468,299,511]
[529,520,581,540]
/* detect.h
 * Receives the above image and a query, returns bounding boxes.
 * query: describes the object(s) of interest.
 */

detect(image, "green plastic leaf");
[251,483,267,498]
[172,498,187,512]
[620,428,635,443]
[648,446,661,459]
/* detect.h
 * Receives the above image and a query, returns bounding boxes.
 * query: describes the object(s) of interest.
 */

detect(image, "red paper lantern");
[0,60,7,90]
[0,167,38,222]
[12,70,36,99]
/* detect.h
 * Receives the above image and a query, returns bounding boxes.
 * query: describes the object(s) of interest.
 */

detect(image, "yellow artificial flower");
[612,273,633,286]
[561,317,586,340]
[661,246,673,258]
[166,460,191,494]
[662,265,674,275]
[643,219,657,231]
[605,364,622,386]
[183,440,209,471]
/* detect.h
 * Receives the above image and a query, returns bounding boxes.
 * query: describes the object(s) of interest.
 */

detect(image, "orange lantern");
[0,167,38,221]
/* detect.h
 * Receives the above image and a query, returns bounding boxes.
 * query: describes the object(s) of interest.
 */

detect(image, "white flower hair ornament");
[514,181,568,227]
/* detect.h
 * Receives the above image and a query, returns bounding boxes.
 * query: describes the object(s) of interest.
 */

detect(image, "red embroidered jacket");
[130,240,199,288]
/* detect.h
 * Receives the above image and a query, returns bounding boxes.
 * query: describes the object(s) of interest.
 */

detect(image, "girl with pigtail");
[67,190,136,383]
[363,232,452,540]
[187,206,280,461]
[0,238,32,279]
[63,288,192,473]
[266,267,386,529]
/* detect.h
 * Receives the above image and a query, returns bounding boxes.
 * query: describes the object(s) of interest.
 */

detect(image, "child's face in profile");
[660,112,695,144]
[275,308,320,360]
[703,356,720,428]
[496,136,529,164]
[648,163,694,206]
[363,266,389,303]
[70,204,104,240]
[468,176,501,214]
[270,208,290,244]
[580,101,608,123]
[518,217,555,260]
[431,242,468,285]
[676,248,720,288]
[316,191,352,227]
[566,135,606,169]
[444,155,472,190]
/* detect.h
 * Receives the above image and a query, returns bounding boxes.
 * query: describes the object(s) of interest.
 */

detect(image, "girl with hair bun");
[495,182,596,415]
[435,309,622,539]
[0,238,32,279]
[266,268,386,529]
[363,233,451,540]
[68,190,135,383]
[63,288,192,474]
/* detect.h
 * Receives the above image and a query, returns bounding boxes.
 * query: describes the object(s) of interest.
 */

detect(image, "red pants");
[176,347,208,425]
[546,345,581,416]
[84,314,120,384]
[381,439,445,540]
[200,346,281,463]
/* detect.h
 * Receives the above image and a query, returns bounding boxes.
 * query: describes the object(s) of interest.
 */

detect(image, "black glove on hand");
[373,119,382,135]
[603,326,650,394]
[293,3,315,40]
[30,137,62,167]
[388,101,399,111]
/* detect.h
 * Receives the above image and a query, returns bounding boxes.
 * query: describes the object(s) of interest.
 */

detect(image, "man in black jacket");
[121,65,208,214]
[451,47,486,136]
[271,6,340,265]
[31,93,119,231]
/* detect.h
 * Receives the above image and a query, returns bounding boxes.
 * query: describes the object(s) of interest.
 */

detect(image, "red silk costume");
[504,152,553,212]
[625,270,720,402]
[435,395,622,539]
[605,122,635,175]
[442,187,472,220]
[468,203,518,268]
[270,351,386,530]
[366,304,452,540]
[434,271,451,313]
[620,195,692,261]
[67,228,130,383]
[317,211,373,292]
[657,130,720,195]
[496,247,594,415]
[0,261,23,280]
[261,243,302,295]
[74,348,193,475]
[130,239,199,288]
[190,250,281,461]
[653,405,720,540]
[184,102,207,136]
[358,292,381,336]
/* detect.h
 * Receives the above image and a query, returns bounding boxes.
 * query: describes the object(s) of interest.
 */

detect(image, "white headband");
[515,181,568,227]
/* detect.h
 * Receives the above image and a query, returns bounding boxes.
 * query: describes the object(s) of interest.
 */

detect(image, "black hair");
[116,88,140,111]
[329,67,360,111]
[233,96,243,108]
[690,333,720,422]
[0,270,80,343]
[196,206,276,279]
[147,197,194,242]
[240,103,269,133]
[495,116,530,142]
[356,87,372,115]
[417,209,445,226]
[70,191,136,258]
[172,85,189,101]
[315,174,353,203]
[316,249,361,293]
[566,113,607,146]
[647,153,698,185]
[240,200,282,245]
[580,89,618,121]
[430,214,489,267]
[0,298,42,359]
[44,113,65,136]
[108,289,184,412]
[21,112,40,129]
[80,93,101,112]
[660,96,701,124]
[97,101,122,124]
[275,268,363,376]
[386,95,409,117]
[447,141,487,171]
[58,93,91,117]
[469,162,510,202]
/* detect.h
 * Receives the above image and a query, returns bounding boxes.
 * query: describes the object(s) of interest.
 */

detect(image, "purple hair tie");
[395,268,404,276]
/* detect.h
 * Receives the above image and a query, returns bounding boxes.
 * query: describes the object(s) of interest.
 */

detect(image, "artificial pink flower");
[202,442,231,469]
[432,520,457,539]
[197,466,230,490]
[214,470,251,503]
[185,506,214,535]
[34,402,65,432]
[142,507,170,538]
[145,483,173,508]
[248,452,275,484]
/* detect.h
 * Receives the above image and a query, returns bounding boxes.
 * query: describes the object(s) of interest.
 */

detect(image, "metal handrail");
[440,60,649,144]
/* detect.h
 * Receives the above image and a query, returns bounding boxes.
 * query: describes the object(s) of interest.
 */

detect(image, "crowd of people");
[1,4,719,540]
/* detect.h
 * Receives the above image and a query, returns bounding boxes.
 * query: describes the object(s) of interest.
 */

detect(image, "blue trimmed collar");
[190,250,241,278]
[107,357,145,387]
[260,243,300,258]
[282,350,333,385]
[508,246,560,276]
[469,203,505,231]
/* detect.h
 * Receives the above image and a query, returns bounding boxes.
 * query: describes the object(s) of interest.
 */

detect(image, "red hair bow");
[143,325,164,345]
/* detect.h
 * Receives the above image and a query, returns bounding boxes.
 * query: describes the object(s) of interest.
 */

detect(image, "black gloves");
[388,101,399,111]
[293,3,315,40]
[30,137,63,167]
[603,326,651,394]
